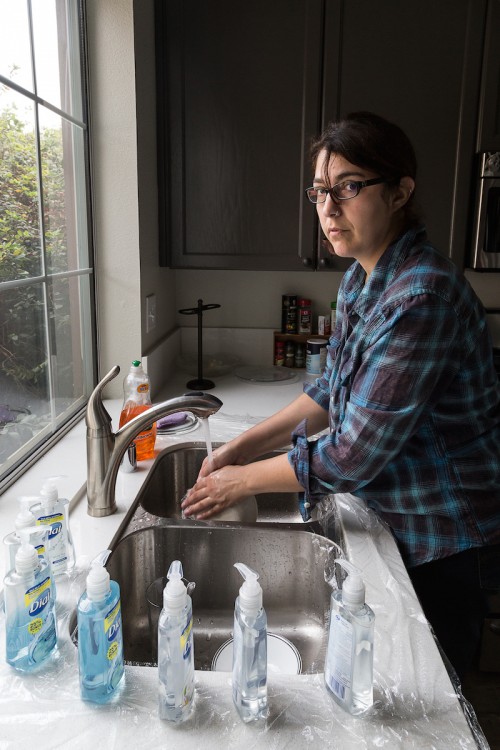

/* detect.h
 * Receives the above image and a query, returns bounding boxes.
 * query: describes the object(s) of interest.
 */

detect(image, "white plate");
[234,366,298,384]
[211,633,302,674]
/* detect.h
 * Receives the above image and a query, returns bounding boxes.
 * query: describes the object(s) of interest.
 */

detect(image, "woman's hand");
[181,464,249,519]
[196,439,248,480]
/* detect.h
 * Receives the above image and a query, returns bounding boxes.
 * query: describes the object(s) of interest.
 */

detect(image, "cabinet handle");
[319,257,330,268]
[302,257,313,267]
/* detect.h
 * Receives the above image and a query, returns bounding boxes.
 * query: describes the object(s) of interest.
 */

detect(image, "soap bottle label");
[36,512,68,571]
[104,600,123,661]
[326,613,353,702]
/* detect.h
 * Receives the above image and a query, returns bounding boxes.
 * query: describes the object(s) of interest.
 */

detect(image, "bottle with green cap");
[324,558,374,715]
[118,359,156,460]
[158,560,195,722]
[232,562,268,722]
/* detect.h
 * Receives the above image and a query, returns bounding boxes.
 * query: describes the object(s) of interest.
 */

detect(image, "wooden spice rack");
[273,331,328,369]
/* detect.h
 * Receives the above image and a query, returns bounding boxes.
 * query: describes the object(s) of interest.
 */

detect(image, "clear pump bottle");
[157,560,195,722]
[232,563,268,722]
[3,496,49,573]
[118,360,157,460]
[30,477,75,576]
[325,559,374,715]
[4,529,58,672]
[77,550,125,703]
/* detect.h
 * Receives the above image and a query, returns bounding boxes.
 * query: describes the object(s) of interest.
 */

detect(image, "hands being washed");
[181,463,250,520]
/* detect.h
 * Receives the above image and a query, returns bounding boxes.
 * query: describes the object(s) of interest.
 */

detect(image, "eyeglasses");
[305,177,387,204]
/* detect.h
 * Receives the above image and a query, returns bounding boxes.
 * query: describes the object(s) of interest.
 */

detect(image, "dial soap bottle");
[77,550,125,703]
[4,529,58,672]
[3,496,49,573]
[157,560,195,722]
[325,559,374,715]
[31,477,75,576]
[232,563,268,722]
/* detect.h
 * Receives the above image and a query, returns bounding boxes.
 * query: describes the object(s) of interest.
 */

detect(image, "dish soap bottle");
[77,550,125,703]
[118,359,157,460]
[325,559,374,715]
[232,562,268,722]
[4,529,58,671]
[31,477,75,576]
[158,560,195,722]
[3,496,49,573]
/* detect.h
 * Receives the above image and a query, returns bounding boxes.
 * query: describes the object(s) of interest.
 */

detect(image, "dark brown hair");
[311,111,422,229]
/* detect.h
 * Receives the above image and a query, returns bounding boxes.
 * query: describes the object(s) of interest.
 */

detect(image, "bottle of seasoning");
[298,298,312,334]
[294,343,305,368]
[274,340,285,366]
[282,295,298,334]
[330,301,337,331]
[285,341,295,368]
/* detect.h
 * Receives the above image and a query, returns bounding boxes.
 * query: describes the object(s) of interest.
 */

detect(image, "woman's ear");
[390,176,415,211]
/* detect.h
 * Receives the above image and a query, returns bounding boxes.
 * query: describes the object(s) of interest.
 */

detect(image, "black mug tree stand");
[178,299,221,390]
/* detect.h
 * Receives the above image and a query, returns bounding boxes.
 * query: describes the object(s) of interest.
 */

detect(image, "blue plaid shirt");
[289,225,500,567]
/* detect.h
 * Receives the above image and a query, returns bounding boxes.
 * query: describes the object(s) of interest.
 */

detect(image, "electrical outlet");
[146,294,156,333]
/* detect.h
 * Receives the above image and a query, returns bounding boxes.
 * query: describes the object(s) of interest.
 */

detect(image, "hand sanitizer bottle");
[4,529,58,672]
[325,559,375,715]
[158,560,195,722]
[232,563,268,722]
[3,496,49,573]
[77,550,125,703]
[31,477,75,576]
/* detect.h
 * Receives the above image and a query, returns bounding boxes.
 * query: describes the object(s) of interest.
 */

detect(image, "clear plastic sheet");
[0,496,490,749]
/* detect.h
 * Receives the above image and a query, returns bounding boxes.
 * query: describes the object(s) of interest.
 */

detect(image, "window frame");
[0,0,97,493]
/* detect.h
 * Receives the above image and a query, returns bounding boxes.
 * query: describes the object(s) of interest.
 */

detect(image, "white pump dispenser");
[157,560,195,722]
[3,496,49,572]
[232,563,268,722]
[325,558,375,715]
[31,476,75,575]
[77,550,125,703]
[3,529,57,671]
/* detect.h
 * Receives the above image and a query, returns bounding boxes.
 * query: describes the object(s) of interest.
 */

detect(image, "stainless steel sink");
[105,524,341,672]
[137,442,304,523]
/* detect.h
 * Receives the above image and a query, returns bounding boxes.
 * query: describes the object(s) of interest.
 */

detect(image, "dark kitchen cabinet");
[156,0,486,270]
[477,0,500,150]
[156,0,325,270]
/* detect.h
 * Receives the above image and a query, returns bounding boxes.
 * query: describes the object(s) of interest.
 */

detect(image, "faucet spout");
[85,367,223,517]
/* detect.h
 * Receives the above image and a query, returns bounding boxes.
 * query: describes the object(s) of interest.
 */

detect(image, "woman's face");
[314,151,413,276]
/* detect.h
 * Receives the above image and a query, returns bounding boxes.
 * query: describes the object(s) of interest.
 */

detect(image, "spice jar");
[298,298,312,334]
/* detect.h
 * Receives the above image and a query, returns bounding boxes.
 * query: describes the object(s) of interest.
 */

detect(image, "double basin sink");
[75,442,343,673]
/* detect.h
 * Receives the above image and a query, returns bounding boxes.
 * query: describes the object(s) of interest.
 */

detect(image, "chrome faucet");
[85,365,223,517]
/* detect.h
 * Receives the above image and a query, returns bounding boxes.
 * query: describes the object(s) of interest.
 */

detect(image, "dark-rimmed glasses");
[305,177,387,203]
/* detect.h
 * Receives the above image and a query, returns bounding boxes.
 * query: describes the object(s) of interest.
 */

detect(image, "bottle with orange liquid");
[118,360,157,461]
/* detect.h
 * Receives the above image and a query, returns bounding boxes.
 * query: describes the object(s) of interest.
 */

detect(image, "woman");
[182,112,500,679]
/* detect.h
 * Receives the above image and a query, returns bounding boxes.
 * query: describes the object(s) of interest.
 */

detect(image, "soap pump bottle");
[3,496,49,573]
[77,550,125,703]
[31,477,75,576]
[158,560,195,722]
[4,528,58,672]
[232,562,268,722]
[118,359,156,461]
[325,558,375,715]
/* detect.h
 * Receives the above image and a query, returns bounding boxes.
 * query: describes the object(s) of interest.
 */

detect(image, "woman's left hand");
[181,464,249,519]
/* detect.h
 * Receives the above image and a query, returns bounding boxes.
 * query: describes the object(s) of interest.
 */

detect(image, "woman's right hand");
[197,438,248,479]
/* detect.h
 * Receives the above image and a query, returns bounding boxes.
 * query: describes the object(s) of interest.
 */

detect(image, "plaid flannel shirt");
[289,225,500,567]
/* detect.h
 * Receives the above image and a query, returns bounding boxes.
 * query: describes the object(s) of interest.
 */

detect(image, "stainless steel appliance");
[471,152,500,270]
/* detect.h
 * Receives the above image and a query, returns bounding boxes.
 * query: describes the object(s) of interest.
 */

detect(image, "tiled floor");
[462,668,500,749]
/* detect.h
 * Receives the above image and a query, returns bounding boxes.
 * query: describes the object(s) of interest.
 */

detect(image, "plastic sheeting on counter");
[0,492,490,749]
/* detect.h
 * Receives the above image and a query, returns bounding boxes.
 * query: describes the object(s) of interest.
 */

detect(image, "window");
[0,0,95,490]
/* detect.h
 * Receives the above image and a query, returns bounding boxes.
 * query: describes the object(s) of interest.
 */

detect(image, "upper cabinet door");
[477,0,500,150]
[323,0,486,266]
[157,0,324,270]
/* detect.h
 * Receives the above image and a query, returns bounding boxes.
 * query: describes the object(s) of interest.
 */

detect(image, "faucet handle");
[86,365,120,431]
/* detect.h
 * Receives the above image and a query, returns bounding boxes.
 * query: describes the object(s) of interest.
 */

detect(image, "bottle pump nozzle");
[163,560,188,611]
[335,558,366,608]
[15,528,40,575]
[86,549,112,601]
[234,562,262,612]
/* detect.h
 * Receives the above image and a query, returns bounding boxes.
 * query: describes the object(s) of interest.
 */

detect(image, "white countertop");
[0,371,485,748]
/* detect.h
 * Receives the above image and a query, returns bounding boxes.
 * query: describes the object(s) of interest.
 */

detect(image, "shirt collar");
[344,225,426,321]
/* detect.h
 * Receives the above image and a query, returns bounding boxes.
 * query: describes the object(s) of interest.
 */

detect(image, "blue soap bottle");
[77,550,125,703]
[4,529,58,672]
